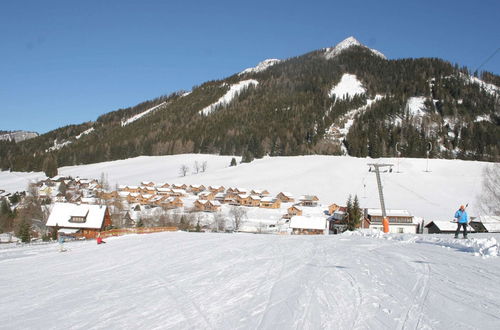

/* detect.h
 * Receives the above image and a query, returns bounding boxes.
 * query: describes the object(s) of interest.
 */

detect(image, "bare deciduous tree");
[201,161,208,172]
[213,211,226,232]
[229,206,247,231]
[478,163,500,215]
[179,164,189,177]
[194,161,200,174]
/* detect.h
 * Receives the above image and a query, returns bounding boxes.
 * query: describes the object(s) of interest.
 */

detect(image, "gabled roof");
[46,203,107,229]
[425,221,476,232]
[367,209,412,217]
[290,216,326,230]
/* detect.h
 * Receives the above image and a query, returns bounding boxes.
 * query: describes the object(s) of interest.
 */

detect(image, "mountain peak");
[324,36,386,60]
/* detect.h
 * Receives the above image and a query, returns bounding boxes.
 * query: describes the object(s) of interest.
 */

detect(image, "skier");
[96,232,106,244]
[454,205,469,239]
[58,235,66,252]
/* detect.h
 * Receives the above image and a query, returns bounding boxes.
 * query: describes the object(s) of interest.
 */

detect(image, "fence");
[99,227,178,239]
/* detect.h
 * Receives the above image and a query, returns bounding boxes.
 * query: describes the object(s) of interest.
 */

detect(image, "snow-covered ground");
[1,231,499,329]
[328,73,366,100]
[0,154,492,221]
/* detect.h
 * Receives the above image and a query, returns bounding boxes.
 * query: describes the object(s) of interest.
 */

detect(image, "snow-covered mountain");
[324,36,386,59]
[0,130,38,142]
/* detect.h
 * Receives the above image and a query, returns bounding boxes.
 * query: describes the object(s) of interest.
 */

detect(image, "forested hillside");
[1,38,499,173]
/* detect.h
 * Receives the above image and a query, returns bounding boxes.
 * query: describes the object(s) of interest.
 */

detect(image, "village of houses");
[2,174,500,243]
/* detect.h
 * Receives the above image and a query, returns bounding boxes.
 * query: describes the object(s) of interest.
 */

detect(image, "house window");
[69,216,86,223]
[398,228,404,233]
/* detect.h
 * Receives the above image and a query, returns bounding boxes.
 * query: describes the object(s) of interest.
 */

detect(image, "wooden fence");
[98,227,178,239]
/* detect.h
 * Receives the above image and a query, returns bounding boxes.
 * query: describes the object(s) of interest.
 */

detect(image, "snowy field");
[0,231,499,329]
[0,154,492,220]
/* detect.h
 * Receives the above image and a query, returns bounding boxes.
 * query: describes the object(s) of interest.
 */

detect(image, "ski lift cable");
[475,47,500,73]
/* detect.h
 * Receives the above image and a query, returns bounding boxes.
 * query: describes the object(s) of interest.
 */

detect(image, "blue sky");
[1,0,499,133]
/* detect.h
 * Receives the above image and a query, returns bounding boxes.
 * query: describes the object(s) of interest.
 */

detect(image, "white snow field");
[0,154,491,221]
[1,231,499,329]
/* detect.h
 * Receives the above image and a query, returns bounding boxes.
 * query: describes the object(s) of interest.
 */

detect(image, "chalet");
[290,216,326,235]
[98,190,118,200]
[235,188,249,195]
[188,184,206,194]
[140,186,156,195]
[141,181,155,187]
[470,216,500,233]
[260,197,281,209]
[157,183,170,188]
[124,185,140,193]
[127,193,142,204]
[328,203,340,215]
[170,189,187,197]
[118,191,130,200]
[46,202,111,239]
[248,195,262,207]
[251,189,269,197]
[156,188,172,195]
[276,192,295,203]
[194,200,221,212]
[425,221,476,234]
[160,196,183,209]
[327,207,371,234]
[366,209,419,234]
[298,195,319,207]
[226,187,237,194]
[171,183,187,190]
[237,194,251,206]
[149,195,167,206]
[54,192,67,203]
[208,185,225,193]
[285,205,303,218]
[215,193,235,204]
[199,191,216,200]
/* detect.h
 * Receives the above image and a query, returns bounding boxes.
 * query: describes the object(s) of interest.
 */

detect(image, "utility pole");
[368,163,393,233]
[425,142,432,172]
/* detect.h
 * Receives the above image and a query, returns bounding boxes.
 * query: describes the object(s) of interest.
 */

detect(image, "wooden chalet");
[276,192,295,203]
[328,203,340,215]
[140,186,156,195]
[248,195,262,207]
[260,197,281,209]
[287,205,303,217]
[194,200,221,212]
[237,194,252,206]
[171,183,188,190]
[170,189,187,197]
[123,185,140,193]
[208,185,225,193]
[141,181,156,187]
[251,189,270,197]
[98,190,119,200]
[298,195,319,207]
[156,188,172,195]
[188,184,206,194]
[160,196,184,209]
[199,191,216,200]
[46,202,112,239]
[157,183,170,188]
[470,216,500,233]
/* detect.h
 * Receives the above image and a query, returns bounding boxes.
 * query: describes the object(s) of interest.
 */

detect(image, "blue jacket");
[455,209,468,223]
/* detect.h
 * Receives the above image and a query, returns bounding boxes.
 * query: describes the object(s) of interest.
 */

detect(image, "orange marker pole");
[382,216,389,233]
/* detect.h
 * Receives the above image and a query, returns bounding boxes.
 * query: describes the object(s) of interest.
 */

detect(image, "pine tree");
[230,157,237,166]
[346,195,353,230]
[351,195,362,229]
[18,219,31,243]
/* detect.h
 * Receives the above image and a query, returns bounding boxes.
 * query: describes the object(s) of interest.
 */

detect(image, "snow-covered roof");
[367,209,412,217]
[473,216,500,232]
[46,203,107,229]
[290,216,326,230]
[426,221,476,232]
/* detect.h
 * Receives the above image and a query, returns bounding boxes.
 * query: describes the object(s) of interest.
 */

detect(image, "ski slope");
[0,154,492,220]
[0,231,499,329]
